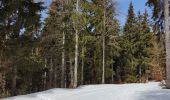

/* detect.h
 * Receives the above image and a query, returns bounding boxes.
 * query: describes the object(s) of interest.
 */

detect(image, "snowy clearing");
[2,82,170,100]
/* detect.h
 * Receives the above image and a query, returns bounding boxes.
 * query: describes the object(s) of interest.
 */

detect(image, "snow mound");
[2,82,170,100]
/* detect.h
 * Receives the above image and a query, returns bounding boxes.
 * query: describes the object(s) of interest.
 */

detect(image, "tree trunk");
[54,67,57,88]
[112,64,114,83]
[110,50,114,83]
[49,57,53,88]
[139,66,142,83]
[44,58,47,89]
[81,47,84,85]
[102,33,105,84]
[102,0,106,84]
[12,65,17,96]
[0,58,2,94]
[0,72,2,91]
[0,53,5,97]
[73,0,79,88]
[74,29,79,88]
[61,30,65,88]
[69,50,74,88]
[2,73,6,97]
[164,0,170,88]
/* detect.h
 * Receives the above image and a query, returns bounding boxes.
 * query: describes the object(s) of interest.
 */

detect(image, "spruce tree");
[123,1,137,82]
[135,10,152,82]
[123,2,153,83]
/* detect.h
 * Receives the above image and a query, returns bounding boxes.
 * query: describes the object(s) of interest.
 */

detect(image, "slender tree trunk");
[54,67,57,88]
[112,64,114,83]
[139,66,142,83]
[69,50,74,88]
[110,47,114,84]
[102,33,105,84]
[74,29,79,88]
[81,47,84,85]
[110,50,114,83]
[2,73,6,97]
[12,65,17,96]
[61,30,65,88]
[0,73,3,96]
[102,0,106,84]
[116,65,121,83]
[73,0,79,88]
[0,57,2,94]
[64,67,67,88]
[49,57,53,88]
[0,53,6,96]
[164,0,170,88]
[44,58,47,89]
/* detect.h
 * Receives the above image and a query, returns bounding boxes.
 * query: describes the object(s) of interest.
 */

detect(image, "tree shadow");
[3,93,38,100]
[136,90,170,100]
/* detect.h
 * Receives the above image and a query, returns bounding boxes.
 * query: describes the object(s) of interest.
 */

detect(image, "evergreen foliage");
[0,0,158,98]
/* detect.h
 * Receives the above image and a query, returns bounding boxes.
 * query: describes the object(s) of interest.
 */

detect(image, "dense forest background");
[0,0,166,98]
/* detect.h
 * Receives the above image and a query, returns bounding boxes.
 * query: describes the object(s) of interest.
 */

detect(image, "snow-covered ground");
[2,82,170,100]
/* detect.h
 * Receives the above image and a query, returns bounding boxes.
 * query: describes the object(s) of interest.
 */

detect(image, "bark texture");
[164,0,170,88]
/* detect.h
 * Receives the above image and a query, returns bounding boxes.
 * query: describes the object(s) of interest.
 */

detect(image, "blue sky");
[117,0,151,26]
[41,0,52,21]
[41,0,151,26]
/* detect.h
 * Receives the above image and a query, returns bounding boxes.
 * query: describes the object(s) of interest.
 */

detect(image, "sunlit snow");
[3,82,170,100]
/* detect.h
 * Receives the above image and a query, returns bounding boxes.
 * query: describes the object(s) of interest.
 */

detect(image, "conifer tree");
[123,2,152,83]
[123,1,137,82]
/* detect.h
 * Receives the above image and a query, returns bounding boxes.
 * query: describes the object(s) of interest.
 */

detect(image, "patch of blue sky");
[40,0,152,27]
[116,0,152,27]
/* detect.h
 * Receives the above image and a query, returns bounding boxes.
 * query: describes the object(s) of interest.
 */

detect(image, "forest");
[0,0,169,98]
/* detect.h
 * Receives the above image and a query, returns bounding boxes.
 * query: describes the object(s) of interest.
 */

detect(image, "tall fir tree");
[123,1,137,82]
[122,2,153,83]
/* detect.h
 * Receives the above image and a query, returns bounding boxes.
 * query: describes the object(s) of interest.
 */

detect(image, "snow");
[2,82,170,100]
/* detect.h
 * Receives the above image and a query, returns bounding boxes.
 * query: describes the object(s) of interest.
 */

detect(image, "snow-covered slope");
[2,82,170,100]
